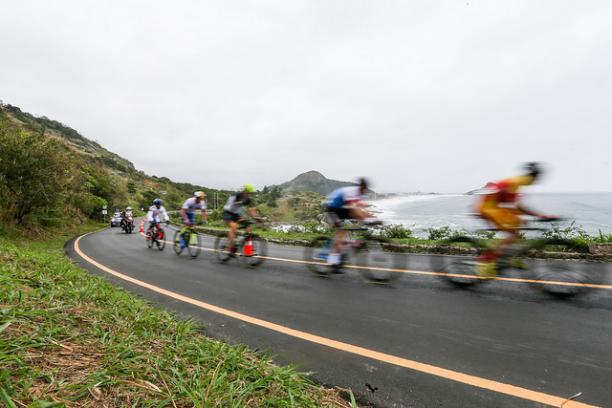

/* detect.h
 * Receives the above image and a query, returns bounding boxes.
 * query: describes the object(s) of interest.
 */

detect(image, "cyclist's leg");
[488,208,521,253]
[224,211,239,252]
[327,208,347,265]
[478,208,521,276]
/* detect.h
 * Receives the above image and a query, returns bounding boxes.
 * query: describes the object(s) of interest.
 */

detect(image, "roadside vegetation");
[177,214,612,255]
[0,225,354,407]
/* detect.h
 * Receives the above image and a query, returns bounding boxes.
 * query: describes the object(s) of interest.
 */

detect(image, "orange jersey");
[479,175,535,209]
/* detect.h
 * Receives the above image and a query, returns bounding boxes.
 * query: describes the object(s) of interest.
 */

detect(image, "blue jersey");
[326,186,363,209]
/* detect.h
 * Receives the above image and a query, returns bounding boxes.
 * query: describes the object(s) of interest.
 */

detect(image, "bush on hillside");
[0,118,78,225]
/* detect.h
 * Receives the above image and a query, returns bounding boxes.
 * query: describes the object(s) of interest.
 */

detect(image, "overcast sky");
[1,1,611,193]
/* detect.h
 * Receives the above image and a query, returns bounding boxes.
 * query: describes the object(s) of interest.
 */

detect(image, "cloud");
[2,0,611,192]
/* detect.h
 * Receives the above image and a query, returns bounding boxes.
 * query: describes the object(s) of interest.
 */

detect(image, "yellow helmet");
[243,184,255,193]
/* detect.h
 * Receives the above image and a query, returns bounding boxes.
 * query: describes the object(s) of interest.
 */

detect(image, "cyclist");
[146,198,169,235]
[223,184,261,254]
[178,191,207,248]
[475,162,558,276]
[325,178,373,266]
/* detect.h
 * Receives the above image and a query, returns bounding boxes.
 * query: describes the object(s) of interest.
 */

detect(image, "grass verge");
[0,224,354,407]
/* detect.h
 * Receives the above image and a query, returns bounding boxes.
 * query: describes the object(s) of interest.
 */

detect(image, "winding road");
[66,226,612,408]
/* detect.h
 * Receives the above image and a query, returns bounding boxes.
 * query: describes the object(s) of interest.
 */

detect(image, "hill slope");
[278,170,354,195]
[0,102,233,226]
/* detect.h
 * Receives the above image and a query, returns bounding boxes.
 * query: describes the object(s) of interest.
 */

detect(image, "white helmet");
[194,191,206,199]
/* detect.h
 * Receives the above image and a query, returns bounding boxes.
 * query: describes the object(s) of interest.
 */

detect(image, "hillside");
[277,170,354,195]
[0,102,233,226]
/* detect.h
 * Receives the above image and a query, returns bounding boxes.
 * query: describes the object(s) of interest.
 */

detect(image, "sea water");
[373,193,612,237]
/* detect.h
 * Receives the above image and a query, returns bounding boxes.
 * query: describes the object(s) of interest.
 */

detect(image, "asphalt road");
[66,226,612,408]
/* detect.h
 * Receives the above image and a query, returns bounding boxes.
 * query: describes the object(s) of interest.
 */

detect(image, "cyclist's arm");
[201,209,207,224]
[179,208,189,224]
[516,203,547,218]
[161,208,170,223]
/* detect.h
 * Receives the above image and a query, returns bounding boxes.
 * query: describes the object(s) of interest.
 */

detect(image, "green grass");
[0,226,351,407]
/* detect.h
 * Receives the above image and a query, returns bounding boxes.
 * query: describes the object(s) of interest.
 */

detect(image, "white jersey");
[146,205,169,223]
[181,197,206,214]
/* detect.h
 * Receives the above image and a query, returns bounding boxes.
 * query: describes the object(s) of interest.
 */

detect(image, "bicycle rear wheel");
[187,231,202,258]
[156,228,166,251]
[519,239,595,298]
[214,235,231,263]
[173,230,184,255]
[430,236,488,287]
[304,236,334,276]
[355,238,405,284]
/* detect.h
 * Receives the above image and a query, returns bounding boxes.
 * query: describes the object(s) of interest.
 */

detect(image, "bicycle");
[303,220,405,283]
[430,218,597,297]
[145,222,166,251]
[214,219,268,267]
[173,224,202,258]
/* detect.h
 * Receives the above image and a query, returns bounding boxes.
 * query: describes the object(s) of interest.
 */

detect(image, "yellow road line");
[75,233,600,408]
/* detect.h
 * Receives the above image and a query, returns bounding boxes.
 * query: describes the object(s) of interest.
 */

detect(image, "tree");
[0,119,77,224]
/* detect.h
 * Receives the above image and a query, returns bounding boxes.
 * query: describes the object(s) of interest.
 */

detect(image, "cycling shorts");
[184,212,196,224]
[326,207,350,228]
[223,211,241,223]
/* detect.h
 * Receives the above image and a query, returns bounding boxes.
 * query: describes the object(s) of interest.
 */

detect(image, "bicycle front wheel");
[156,228,166,251]
[245,235,267,267]
[214,235,231,263]
[355,238,405,284]
[430,236,488,287]
[187,231,202,258]
[303,236,334,276]
[519,239,595,298]
[173,230,184,255]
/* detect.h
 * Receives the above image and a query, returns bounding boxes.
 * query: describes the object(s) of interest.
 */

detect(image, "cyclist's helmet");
[153,198,162,208]
[523,162,543,180]
[194,191,206,199]
[126,206,132,211]
[244,184,255,193]
[358,177,369,193]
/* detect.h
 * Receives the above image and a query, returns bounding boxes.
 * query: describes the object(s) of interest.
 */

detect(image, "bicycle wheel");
[173,230,184,255]
[430,236,488,287]
[156,228,166,251]
[356,238,405,284]
[518,239,594,298]
[214,235,231,263]
[245,235,267,267]
[146,229,154,249]
[187,231,202,258]
[304,236,334,276]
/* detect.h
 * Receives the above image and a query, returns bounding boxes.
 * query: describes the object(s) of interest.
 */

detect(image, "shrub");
[427,226,455,240]
[0,118,78,224]
[380,224,412,239]
[542,221,590,241]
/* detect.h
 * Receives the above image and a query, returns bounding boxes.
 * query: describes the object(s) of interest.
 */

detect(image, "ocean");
[373,193,612,237]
